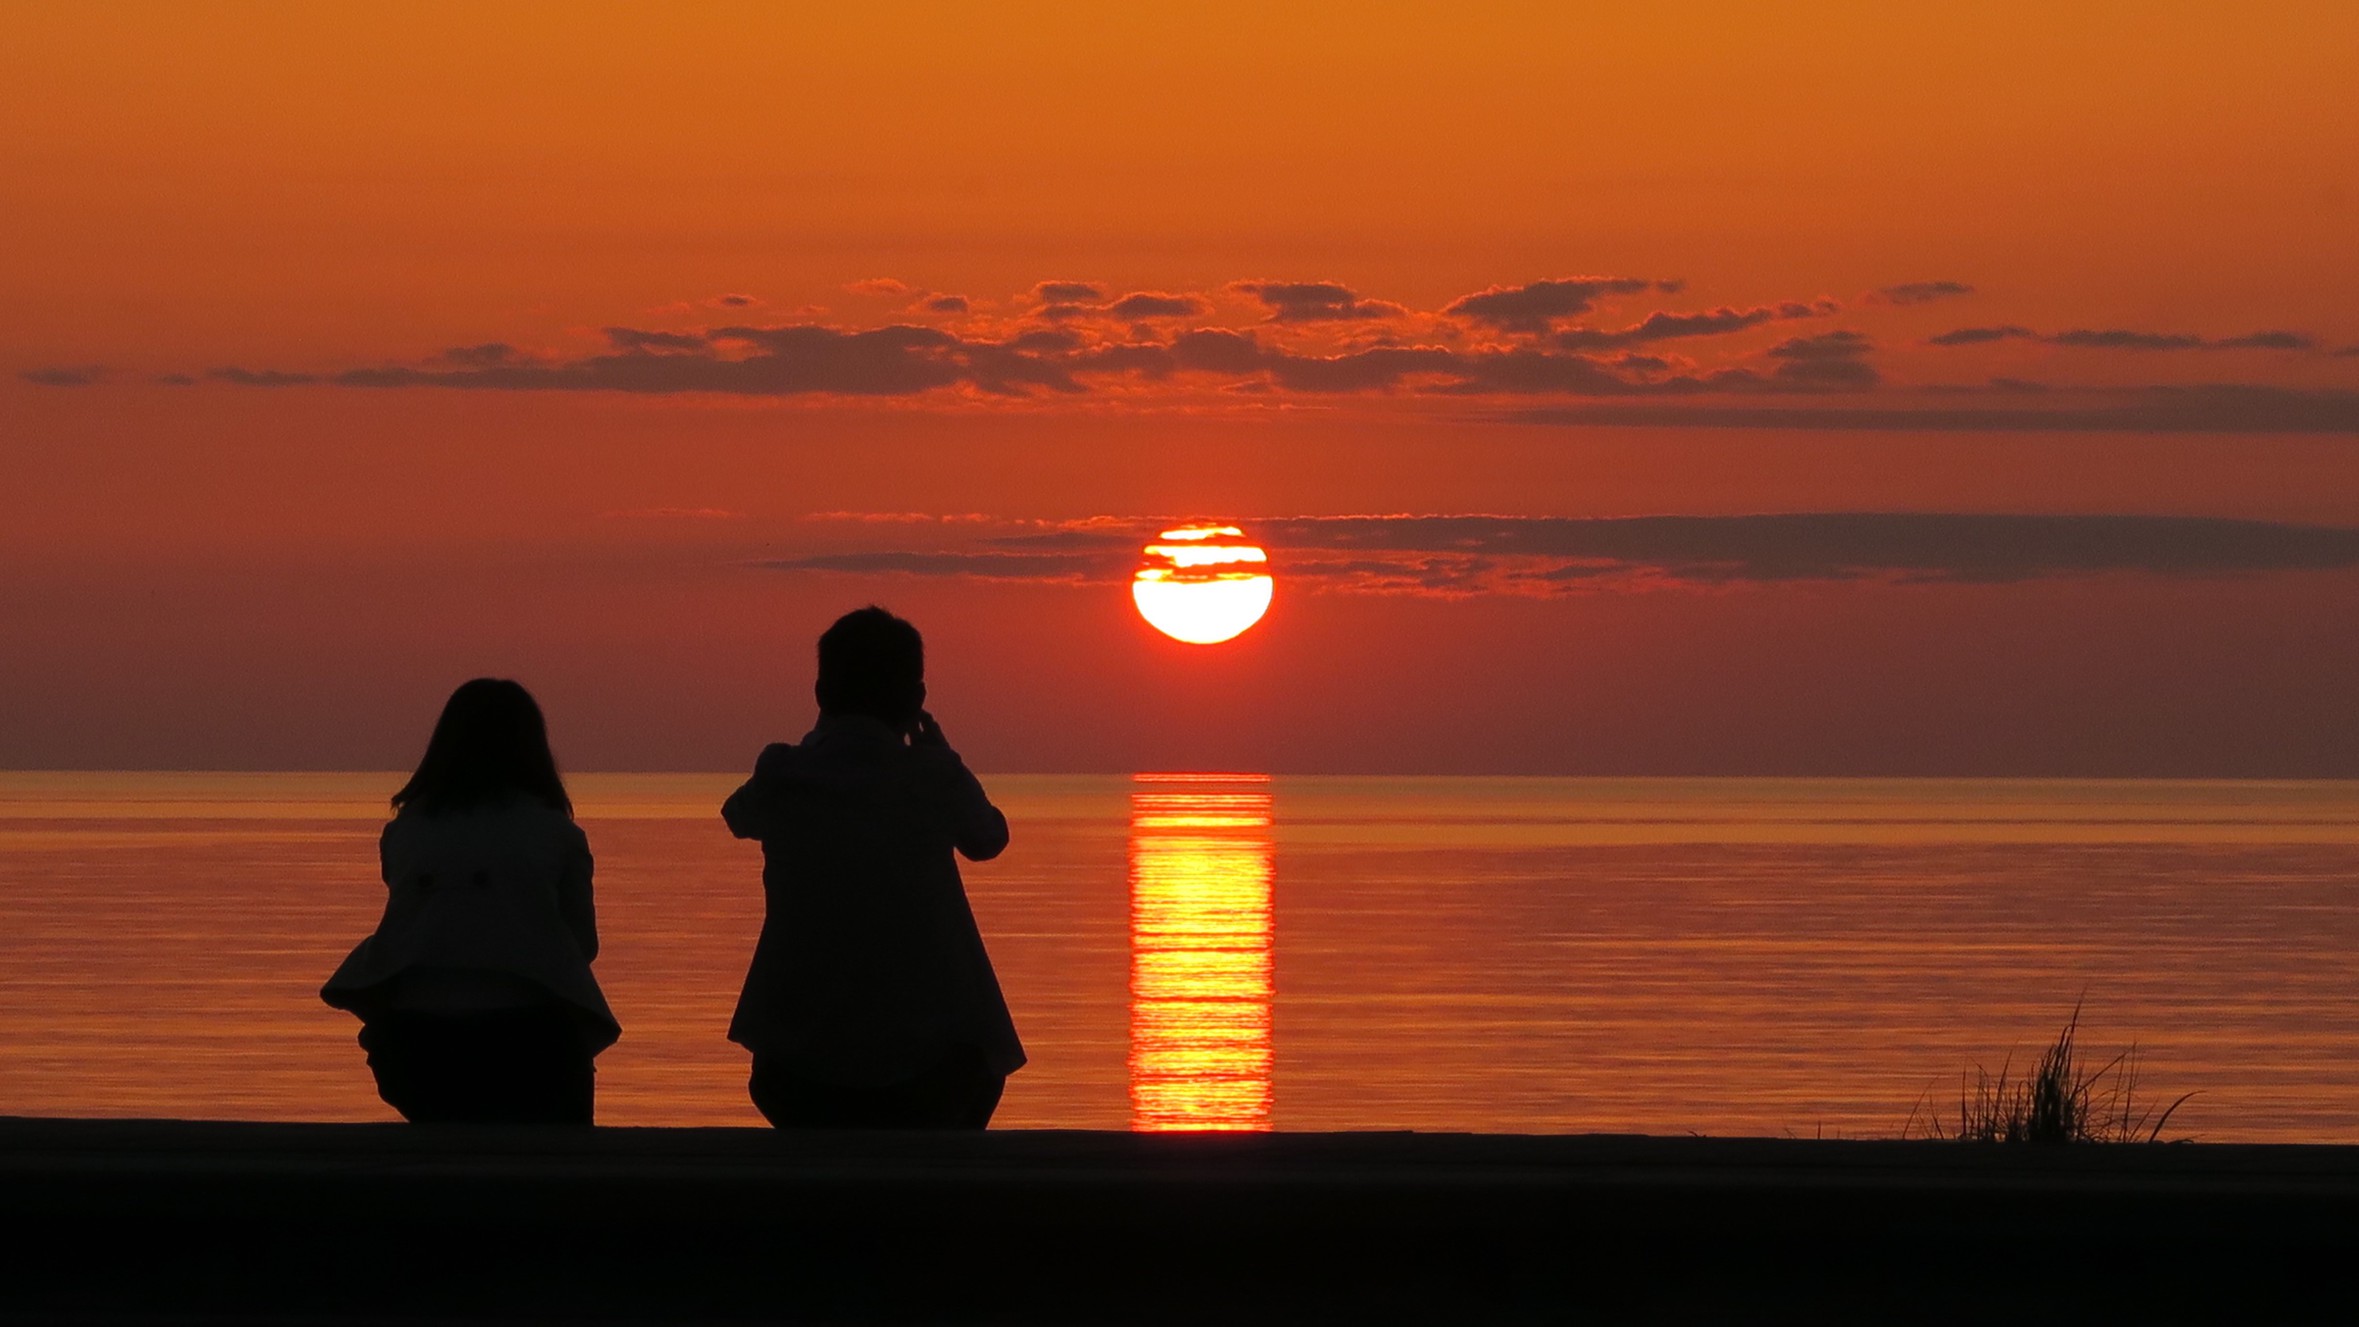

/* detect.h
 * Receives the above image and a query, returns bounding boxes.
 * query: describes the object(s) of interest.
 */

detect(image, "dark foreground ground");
[4,1117,2357,1324]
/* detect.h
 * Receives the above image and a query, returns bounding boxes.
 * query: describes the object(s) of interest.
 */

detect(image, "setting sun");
[1131,525,1275,645]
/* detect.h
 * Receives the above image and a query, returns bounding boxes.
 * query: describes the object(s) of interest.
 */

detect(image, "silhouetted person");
[723,606,1024,1128]
[321,679,618,1124]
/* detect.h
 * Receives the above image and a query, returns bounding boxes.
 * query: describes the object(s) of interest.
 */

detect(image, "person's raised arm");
[951,768,1010,862]
[721,743,794,841]
[911,711,1008,861]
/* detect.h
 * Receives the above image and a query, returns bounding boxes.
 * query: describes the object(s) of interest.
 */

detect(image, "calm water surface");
[2,772,2355,1140]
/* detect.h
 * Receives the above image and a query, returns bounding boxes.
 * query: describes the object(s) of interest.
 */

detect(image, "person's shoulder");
[379,806,439,864]
[389,799,577,837]
[511,802,588,852]
[752,740,806,776]
[749,741,835,798]
[542,805,591,847]
[471,796,574,825]
[903,744,985,792]
[905,744,966,773]
[383,805,439,837]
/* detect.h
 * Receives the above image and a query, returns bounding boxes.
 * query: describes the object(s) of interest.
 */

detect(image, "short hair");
[815,606,925,724]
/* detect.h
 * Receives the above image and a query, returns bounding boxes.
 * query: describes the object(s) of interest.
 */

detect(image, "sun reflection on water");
[1128,773,1274,1131]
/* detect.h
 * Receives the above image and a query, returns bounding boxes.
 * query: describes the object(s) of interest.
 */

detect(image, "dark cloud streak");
[1764,330,1879,388]
[1231,281,1408,323]
[1933,326,2320,351]
[1033,281,1102,304]
[759,550,1116,581]
[1929,326,2037,346]
[1876,281,1975,305]
[1503,385,2359,433]
[1444,277,1680,331]
[208,367,320,386]
[150,273,2351,432]
[1106,292,1207,319]
[1555,303,1830,350]
[1256,513,2359,583]
[19,364,106,386]
[770,511,2359,594]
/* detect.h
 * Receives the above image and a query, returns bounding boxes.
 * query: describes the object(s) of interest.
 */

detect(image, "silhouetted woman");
[322,679,619,1123]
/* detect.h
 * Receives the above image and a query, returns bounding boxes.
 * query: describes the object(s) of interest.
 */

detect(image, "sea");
[2,772,2355,1141]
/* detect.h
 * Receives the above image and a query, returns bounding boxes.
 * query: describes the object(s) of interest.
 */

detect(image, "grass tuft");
[1906,999,2194,1144]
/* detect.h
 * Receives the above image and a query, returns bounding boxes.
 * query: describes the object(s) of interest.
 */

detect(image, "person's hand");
[909,709,950,749]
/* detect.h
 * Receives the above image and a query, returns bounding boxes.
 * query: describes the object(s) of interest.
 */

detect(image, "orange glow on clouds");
[5,8,2359,776]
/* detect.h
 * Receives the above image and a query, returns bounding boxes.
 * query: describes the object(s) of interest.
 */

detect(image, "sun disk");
[1133,525,1275,644]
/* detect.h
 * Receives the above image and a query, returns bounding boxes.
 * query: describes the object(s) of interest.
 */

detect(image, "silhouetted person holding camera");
[723,606,1025,1128]
[322,679,618,1124]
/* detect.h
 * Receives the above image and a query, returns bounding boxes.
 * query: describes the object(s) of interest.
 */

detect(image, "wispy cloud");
[1502,385,2359,433]
[1032,280,1102,304]
[120,270,2358,433]
[1255,512,2359,583]
[761,550,1114,582]
[19,364,106,386]
[600,506,745,521]
[762,511,2359,596]
[1873,281,1975,305]
[1444,276,1682,332]
[1106,292,1206,319]
[1928,325,2038,347]
[1555,302,1833,350]
[207,366,320,386]
[805,510,999,524]
[1931,326,2319,351]
[438,343,526,366]
[1763,330,1879,389]
[1231,280,1408,324]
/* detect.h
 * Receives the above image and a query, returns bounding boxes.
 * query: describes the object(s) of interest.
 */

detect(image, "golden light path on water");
[1131,525,1274,645]
[1127,774,1275,1131]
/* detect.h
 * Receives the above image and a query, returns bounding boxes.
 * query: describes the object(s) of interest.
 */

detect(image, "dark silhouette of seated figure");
[322,679,618,1124]
[723,606,1024,1128]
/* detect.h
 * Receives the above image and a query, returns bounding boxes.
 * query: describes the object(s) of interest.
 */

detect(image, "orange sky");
[4,3,2357,774]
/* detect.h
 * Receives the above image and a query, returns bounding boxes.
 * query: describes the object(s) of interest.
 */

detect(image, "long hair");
[391,678,573,818]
